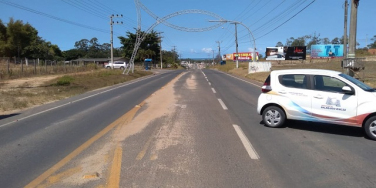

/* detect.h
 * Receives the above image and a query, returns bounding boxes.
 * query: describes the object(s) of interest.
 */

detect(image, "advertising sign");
[311,44,344,59]
[233,52,259,61]
[285,46,306,60]
[225,54,233,61]
[248,62,272,74]
[265,47,285,60]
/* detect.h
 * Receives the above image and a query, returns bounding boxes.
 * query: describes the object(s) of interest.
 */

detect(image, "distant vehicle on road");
[257,69,376,140]
[105,61,127,69]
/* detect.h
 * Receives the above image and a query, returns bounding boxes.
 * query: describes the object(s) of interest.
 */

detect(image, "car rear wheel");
[364,116,376,141]
[106,66,111,69]
[262,106,286,128]
[120,66,125,70]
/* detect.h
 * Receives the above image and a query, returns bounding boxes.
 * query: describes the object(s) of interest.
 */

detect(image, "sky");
[0,0,375,58]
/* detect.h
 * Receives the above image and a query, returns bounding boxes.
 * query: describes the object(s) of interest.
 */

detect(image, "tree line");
[275,32,376,51]
[0,18,179,65]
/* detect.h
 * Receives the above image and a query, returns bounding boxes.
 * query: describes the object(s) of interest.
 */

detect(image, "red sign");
[233,52,259,61]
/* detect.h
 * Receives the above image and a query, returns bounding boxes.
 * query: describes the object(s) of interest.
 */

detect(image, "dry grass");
[211,60,376,87]
[0,69,152,113]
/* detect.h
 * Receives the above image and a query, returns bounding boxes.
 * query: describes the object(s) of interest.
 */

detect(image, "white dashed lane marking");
[211,88,216,93]
[233,124,260,160]
[217,99,228,110]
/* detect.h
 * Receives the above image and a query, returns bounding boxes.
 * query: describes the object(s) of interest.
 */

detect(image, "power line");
[237,0,308,41]
[255,0,316,40]
[239,0,271,23]
[61,0,108,20]
[61,0,135,31]
[0,0,110,33]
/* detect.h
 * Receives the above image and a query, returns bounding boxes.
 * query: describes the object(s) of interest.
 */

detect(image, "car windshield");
[339,73,375,92]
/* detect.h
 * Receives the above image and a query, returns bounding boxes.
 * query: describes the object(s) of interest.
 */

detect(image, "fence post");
[21,58,23,75]
[7,58,10,74]
[45,60,47,73]
[34,59,36,74]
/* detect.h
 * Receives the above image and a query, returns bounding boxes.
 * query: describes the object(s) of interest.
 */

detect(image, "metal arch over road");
[123,0,225,74]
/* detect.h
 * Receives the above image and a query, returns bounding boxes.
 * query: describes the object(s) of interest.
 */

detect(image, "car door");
[310,75,358,125]
[276,74,312,120]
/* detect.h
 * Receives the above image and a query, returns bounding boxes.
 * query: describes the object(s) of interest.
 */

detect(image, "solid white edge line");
[211,88,216,93]
[233,124,260,160]
[0,73,163,128]
[217,99,228,110]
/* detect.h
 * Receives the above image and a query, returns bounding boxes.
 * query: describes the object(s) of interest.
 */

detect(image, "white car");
[257,69,376,140]
[105,61,127,69]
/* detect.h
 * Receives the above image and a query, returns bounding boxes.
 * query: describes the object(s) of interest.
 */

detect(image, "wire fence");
[0,57,103,80]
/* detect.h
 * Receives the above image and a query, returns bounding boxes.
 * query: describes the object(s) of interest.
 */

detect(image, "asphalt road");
[1,67,376,188]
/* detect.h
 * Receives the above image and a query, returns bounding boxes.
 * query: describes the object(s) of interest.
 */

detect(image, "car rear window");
[279,74,307,89]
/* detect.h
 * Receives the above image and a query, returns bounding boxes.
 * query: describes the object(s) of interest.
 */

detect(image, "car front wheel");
[364,116,376,141]
[262,106,286,128]
[120,66,125,70]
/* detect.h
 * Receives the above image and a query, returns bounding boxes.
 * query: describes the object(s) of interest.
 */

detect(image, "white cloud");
[201,48,213,53]
[190,49,197,53]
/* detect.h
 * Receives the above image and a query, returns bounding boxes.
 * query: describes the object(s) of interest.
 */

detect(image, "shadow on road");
[260,120,365,138]
[0,113,20,120]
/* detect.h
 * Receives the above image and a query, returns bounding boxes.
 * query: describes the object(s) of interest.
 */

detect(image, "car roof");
[271,69,341,76]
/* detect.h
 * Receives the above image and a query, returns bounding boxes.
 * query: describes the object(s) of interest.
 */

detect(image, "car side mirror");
[342,86,354,95]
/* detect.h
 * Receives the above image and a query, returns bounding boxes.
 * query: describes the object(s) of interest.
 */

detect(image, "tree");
[331,37,341,44]
[74,39,89,56]
[306,32,321,49]
[0,19,8,56]
[275,41,284,47]
[0,18,39,58]
[63,49,84,61]
[291,37,307,46]
[161,50,179,66]
[118,29,160,62]
[368,35,376,49]
[322,38,330,44]
[285,37,294,47]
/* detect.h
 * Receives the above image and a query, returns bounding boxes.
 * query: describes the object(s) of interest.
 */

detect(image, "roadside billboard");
[285,46,306,60]
[265,47,285,60]
[225,54,233,61]
[233,52,259,61]
[311,44,344,59]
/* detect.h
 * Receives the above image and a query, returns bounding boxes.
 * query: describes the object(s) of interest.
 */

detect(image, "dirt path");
[0,75,60,89]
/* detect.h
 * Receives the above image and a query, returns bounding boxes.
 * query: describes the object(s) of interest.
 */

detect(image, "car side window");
[314,75,347,93]
[279,74,307,89]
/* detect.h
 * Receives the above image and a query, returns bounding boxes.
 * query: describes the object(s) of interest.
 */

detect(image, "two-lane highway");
[203,68,376,187]
[0,70,184,188]
[1,67,376,188]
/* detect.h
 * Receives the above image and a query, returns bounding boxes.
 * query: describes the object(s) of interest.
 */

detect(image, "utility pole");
[344,0,348,58]
[216,41,222,61]
[347,0,359,77]
[172,46,176,63]
[212,50,215,64]
[110,14,123,69]
[233,23,239,68]
[157,32,164,69]
[348,0,359,59]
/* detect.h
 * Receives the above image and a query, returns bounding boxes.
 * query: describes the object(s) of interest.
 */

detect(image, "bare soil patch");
[0,70,153,114]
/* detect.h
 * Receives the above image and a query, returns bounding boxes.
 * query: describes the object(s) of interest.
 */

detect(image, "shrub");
[56,76,74,86]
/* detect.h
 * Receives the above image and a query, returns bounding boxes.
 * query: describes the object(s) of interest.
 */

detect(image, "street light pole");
[209,20,257,65]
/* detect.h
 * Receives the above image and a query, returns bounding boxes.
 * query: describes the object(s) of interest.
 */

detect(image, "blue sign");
[311,45,344,59]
